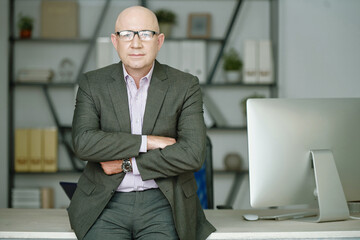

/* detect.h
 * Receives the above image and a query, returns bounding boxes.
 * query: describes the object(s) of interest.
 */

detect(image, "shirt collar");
[122,62,155,83]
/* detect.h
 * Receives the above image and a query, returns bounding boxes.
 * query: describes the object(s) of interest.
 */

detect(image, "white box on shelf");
[258,40,274,83]
[243,40,258,84]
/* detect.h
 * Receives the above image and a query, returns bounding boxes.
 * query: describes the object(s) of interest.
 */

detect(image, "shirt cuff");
[131,158,140,175]
[140,135,147,153]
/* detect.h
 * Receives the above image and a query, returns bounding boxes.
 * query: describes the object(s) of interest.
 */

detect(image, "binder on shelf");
[192,41,207,84]
[15,128,29,172]
[43,128,58,172]
[243,40,258,84]
[157,40,207,83]
[258,40,274,83]
[29,129,43,172]
[41,187,54,208]
[96,37,120,68]
[181,41,193,75]
[181,41,207,84]
[157,41,182,70]
[41,0,78,38]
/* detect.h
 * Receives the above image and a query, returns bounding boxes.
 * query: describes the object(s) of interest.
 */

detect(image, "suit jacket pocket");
[77,174,96,196]
[182,177,198,198]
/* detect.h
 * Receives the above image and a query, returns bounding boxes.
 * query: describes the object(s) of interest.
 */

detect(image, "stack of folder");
[12,188,41,209]
[12,187,54,209]
[17,69,54,82]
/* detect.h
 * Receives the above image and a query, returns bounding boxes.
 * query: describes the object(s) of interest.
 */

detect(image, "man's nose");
[130,34,142,48]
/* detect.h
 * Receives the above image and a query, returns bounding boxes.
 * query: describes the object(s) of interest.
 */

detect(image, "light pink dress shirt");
[117,63,159,192]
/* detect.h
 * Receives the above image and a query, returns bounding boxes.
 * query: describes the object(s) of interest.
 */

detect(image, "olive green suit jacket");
[68,61,216,240]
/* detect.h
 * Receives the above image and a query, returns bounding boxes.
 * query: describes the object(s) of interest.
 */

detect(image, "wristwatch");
[122,159,132,173]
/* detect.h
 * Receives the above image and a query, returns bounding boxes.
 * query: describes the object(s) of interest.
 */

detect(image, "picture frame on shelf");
[187,13,211,38]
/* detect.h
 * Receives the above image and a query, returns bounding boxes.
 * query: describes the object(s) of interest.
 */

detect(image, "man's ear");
[157,33,165,51]
[111,33,118,50]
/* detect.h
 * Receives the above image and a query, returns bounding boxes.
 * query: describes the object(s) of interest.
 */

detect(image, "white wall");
[278,0,360,98]
[0,0,9,208]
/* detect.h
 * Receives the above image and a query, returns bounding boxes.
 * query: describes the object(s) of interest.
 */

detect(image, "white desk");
[1,208,360,239]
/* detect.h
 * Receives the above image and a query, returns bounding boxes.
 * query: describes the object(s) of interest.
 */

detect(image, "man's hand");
[147,135,176,150]
[100,160,123,175]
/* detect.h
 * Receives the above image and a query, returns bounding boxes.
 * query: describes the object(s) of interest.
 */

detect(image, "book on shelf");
[14,128,58,173]
[41,0,78,38]
[29,128,43,172]
[43,127,58,172]
[15,128,29,172]
[17,69,54,82]
[41,187,54,208]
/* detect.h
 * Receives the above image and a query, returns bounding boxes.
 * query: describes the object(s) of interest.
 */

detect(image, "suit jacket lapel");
[142,61,169,135]
[108,63,132,133]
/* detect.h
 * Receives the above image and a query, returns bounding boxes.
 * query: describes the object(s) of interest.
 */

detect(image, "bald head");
[115,6,160,33]
[111,5,165,79]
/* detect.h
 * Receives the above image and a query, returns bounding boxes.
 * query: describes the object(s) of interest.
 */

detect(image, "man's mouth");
[129,53,144,57]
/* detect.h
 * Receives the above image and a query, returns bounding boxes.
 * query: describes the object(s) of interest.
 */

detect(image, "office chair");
[194,136,214,209]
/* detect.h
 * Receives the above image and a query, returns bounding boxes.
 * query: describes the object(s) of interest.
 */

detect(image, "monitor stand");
[306,150,350,222]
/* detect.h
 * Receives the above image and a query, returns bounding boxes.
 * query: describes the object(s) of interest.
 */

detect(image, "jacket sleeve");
[72,73,142,162]
[136,76,207,180]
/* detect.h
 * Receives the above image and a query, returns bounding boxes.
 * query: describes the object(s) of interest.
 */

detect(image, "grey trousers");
[83,188,179,240]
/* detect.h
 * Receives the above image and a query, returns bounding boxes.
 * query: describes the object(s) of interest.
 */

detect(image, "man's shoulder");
[160,63,193,78]
[157,62,198,85]
[79,63,120,87]
[85,63,120,78]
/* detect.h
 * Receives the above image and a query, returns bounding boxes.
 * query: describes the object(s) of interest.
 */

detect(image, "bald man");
[68,6,216,240]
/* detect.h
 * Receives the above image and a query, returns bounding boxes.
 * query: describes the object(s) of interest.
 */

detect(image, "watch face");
[122,159,132,173]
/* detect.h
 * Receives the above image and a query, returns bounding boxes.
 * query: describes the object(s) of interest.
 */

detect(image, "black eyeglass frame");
[115,30,160,41]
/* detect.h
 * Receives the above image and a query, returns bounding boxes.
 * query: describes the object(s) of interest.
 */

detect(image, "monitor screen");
[247,98,360,222]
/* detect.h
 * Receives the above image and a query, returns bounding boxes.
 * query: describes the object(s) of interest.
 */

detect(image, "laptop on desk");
[59,182,77,200]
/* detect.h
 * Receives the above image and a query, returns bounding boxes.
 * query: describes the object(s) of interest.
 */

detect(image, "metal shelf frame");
[7,0,278,208]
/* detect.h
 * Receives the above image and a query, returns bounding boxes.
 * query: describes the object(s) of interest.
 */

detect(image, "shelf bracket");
[206,0,243,84]
[75,0,111,84]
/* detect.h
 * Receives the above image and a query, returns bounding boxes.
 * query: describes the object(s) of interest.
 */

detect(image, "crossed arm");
[100,136,176,175]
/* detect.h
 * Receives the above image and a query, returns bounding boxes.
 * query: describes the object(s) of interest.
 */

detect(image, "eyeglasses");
[115,30,159,41]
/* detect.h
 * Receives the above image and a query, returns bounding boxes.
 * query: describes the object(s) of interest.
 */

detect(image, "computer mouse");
[242,214,259,221]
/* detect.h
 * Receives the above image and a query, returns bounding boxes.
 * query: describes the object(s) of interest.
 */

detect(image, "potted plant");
[155,9,176,37]
[223,48,243,83]
[17,14,34,39]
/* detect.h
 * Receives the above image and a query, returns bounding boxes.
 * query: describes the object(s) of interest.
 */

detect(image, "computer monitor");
[247,98,360,222]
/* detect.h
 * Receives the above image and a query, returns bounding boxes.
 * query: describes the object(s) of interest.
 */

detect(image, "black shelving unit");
[7,0,278,208]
